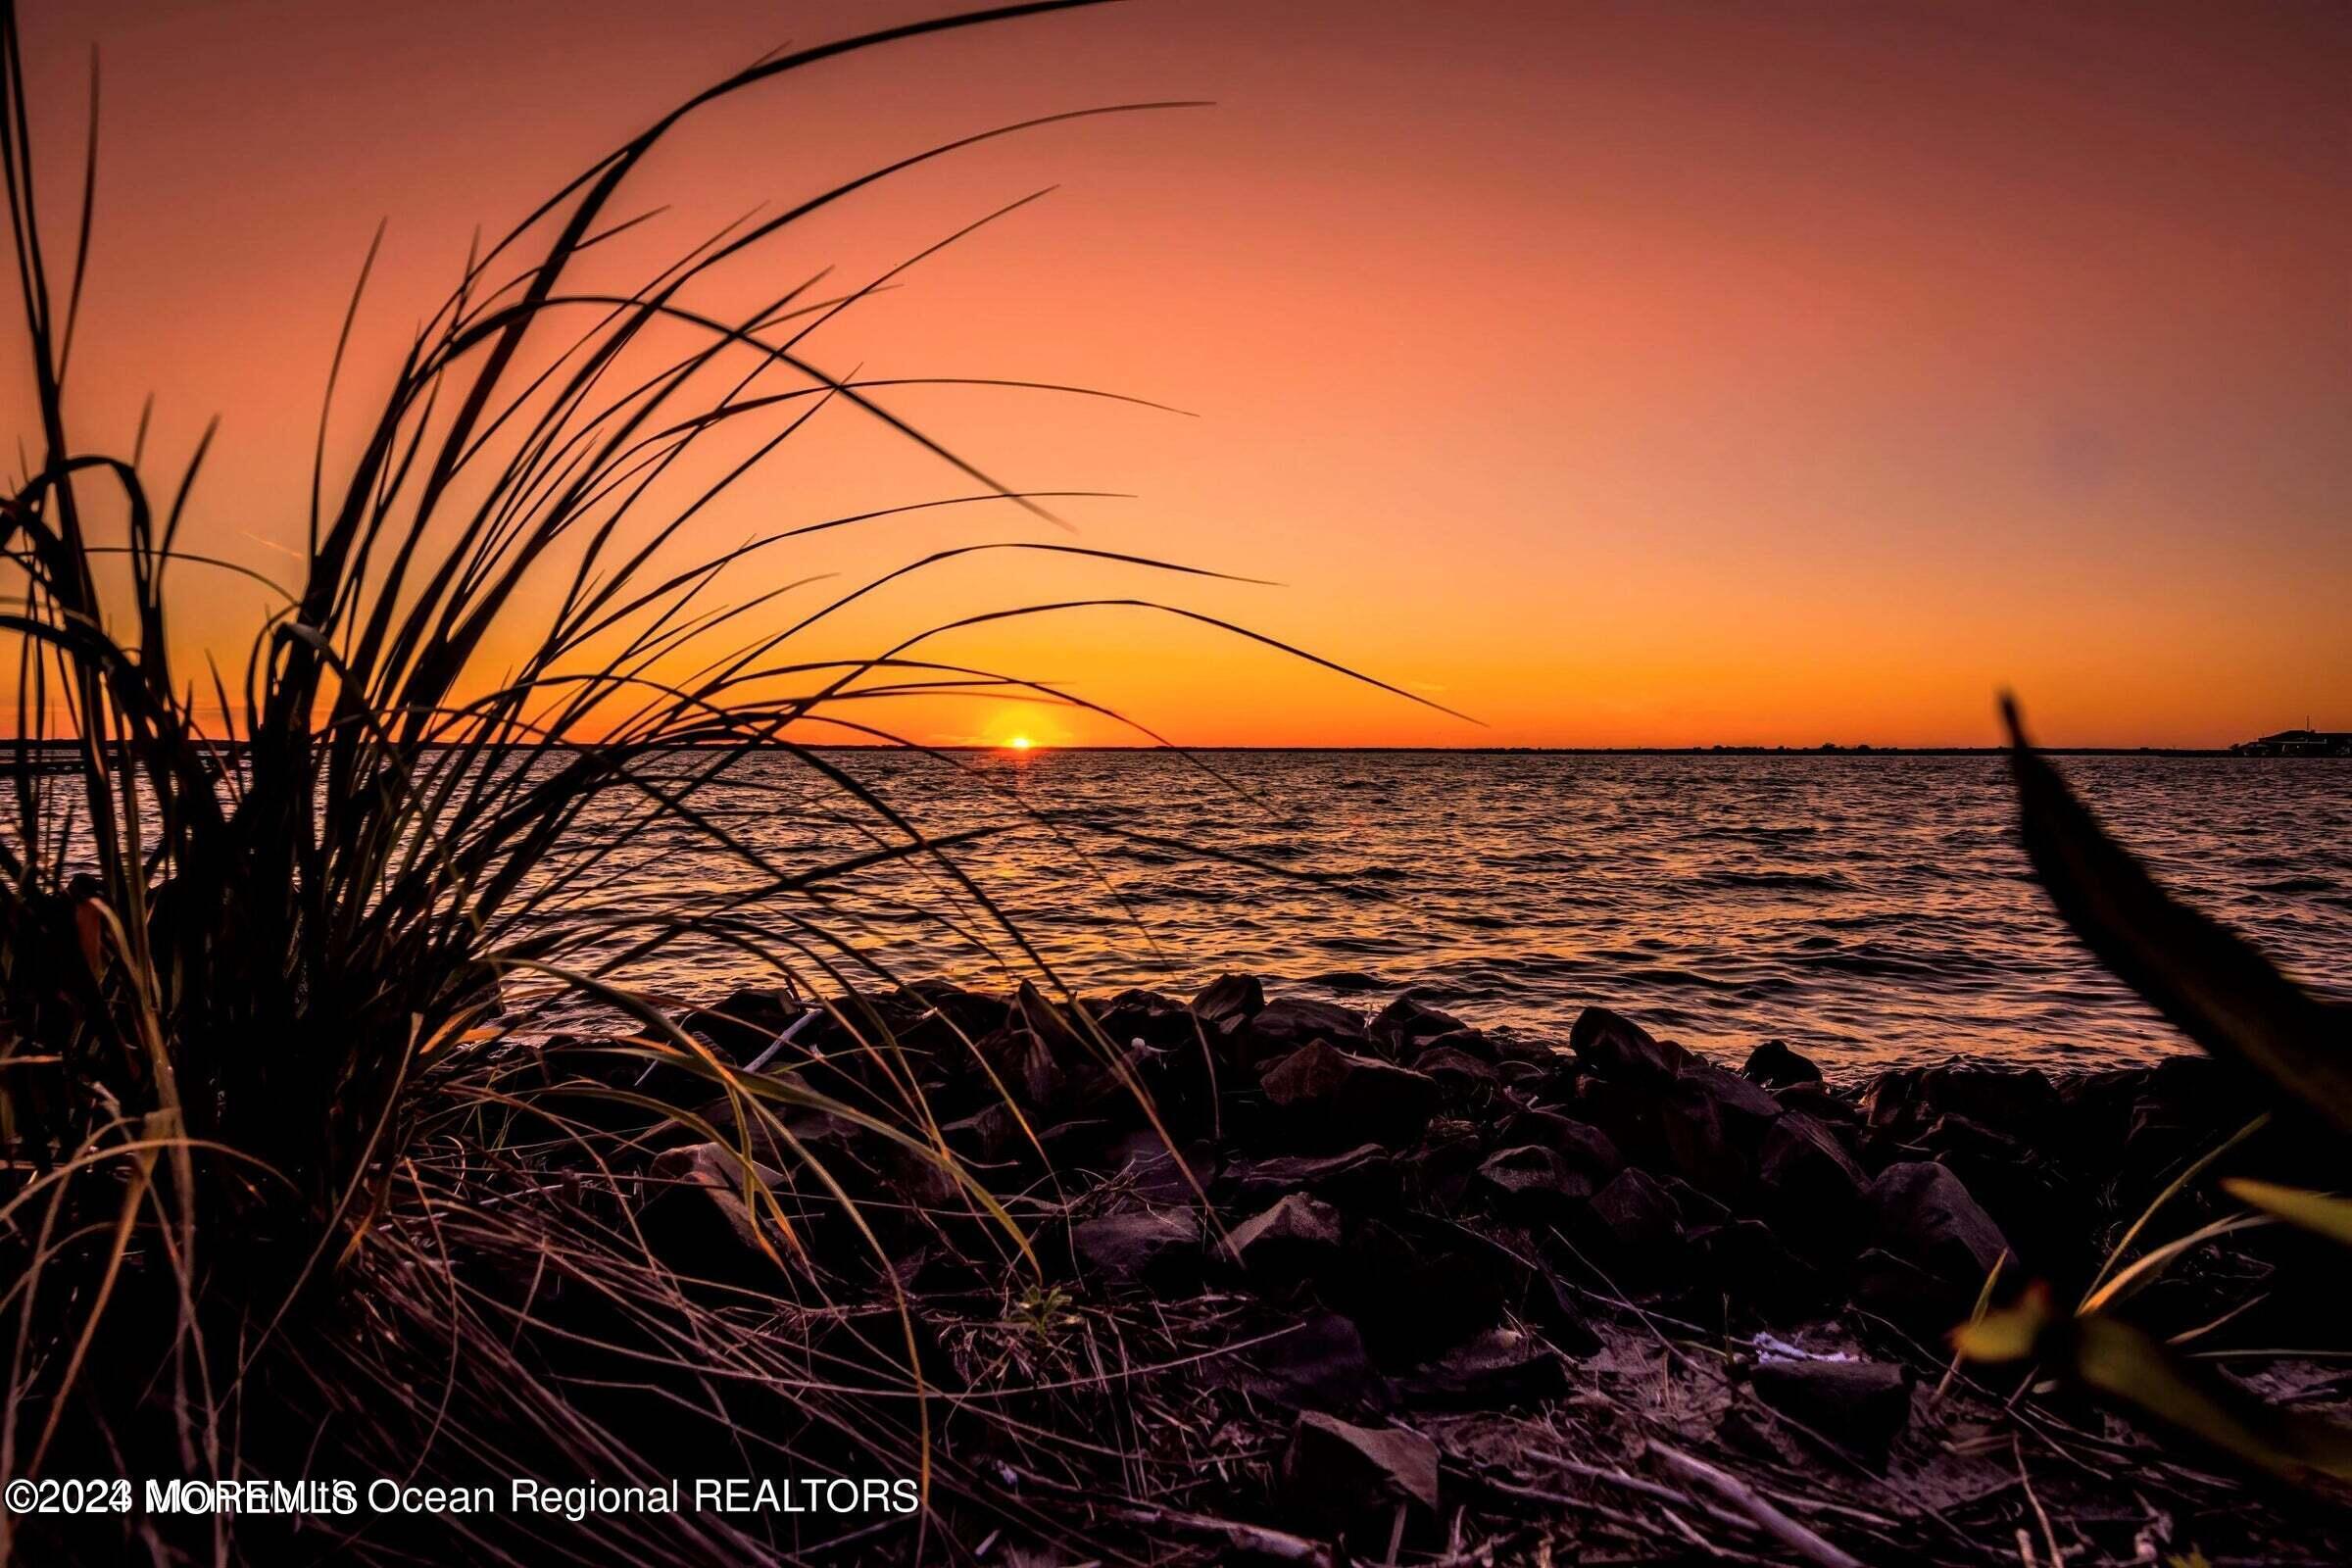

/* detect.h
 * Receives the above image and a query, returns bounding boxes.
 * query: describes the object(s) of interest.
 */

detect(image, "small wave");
[1306,969,1387,992]
[1693,869,1856,892]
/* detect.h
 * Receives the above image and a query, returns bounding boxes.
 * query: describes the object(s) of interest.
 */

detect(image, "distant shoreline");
[15,742,2331,759]
[839,745,2257,757]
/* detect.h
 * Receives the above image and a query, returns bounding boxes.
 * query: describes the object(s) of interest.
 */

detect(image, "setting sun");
[1007,736,1034,753]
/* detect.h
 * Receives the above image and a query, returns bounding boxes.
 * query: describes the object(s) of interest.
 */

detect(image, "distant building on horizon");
[2231,728,2352,757]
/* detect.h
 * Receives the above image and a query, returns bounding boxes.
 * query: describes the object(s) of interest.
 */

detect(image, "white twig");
[1647,1441,1869,1568]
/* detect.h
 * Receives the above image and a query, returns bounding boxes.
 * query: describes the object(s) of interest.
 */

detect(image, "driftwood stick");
[1648,1441,1871,1568]
[1105,1502,1329,1564]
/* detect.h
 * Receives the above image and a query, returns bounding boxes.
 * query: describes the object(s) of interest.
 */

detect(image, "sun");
[1007,735,1034,753]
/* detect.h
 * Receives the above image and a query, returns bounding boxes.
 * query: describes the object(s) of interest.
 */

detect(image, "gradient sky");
[9,0,2348,747]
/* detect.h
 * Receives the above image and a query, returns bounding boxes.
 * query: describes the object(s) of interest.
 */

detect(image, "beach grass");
[0,3,1378,1557]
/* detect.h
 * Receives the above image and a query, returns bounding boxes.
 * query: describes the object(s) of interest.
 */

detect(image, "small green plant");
[1011,1281,1079,1339]
[1956,699,2352,1488]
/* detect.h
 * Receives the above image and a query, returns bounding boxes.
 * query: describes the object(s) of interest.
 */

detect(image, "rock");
[1414,1027,1556,1084]
[1659,1062,1786,1197]
[1371,995,1469,1057]
[1503,1108,1625,1180]
[1067,1209,1200,1290]
[1415,1045,1503,1106]
[1397,1329,1568,1410]
[1224,1193,1345,1281]
[1660,1175,1734,1229]
[1015,978,1090,1051]
[977,1023,1071,1115]
[1915,1114,2088,1279]
[1190,972,1264,1034]
[1569,1005,1691,1085]
[1334,1220,1507,1360]
[1242,1313,1389,1414]
[676,987,801,1063]
[641,1143,793,1280]
[1100,1129,1213,1206]
[1248,996,1370,1056]
[1409,1117,1491,1206]
[1588,1167,1684,1255]
[1862,1064,2063,1143]
[1750,1358,1913,1465]
[1773,1080,1860,1124]
[1476,1144,1600,1215]
[1850,1247,1961,1325]
[1280,1412,1441,1522]
[1744,1039,1823,1089]
[1691,1220,1831,1319]
[1259,1040,1436,1147]
[1090,988,1195,1048]
[893,977,1008,1039]
[1755,1112,1870,1257]
[1570,1073,1670,1168]
[1525,1271,1607,1357]
[1221,1145,1402,1211]
[1868,1161,2009,1288]
[940,1102,1023,1165]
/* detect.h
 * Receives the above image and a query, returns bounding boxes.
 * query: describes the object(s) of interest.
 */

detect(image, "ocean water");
[588,752,2350,1074]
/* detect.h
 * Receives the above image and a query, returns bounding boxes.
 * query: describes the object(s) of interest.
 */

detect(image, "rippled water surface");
[606,753,2350,1072]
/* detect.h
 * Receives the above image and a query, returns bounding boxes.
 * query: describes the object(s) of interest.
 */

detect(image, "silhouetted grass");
[0,4,1456,1561]
[1957,700,2352,1492]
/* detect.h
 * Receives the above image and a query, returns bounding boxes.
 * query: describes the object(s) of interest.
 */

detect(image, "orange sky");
[8,0,2347,748]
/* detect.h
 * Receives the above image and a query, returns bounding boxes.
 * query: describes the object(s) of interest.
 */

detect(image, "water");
[584,752,2349,1074]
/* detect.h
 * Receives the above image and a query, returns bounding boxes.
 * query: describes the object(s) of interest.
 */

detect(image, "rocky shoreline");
[536,973,2343,1564]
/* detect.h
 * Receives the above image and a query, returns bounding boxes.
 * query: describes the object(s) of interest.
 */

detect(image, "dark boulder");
[1241,1313,1389,1414]
[1260,1040,1437,1148]
[1691,1220,1831,1320]
[1588,1167,1685,1256]
[976,1022,1073,1117]
[1917,1112,2084,1276]
[1862,1063,2063,1144]
[1850,1247,1962,1326]
[1773,1080,1861,1125]
[1569,1074,1672,1169]
[640,1142,794,1282]
[1580,1170,1693,1278]
[1280,1412,1441,1524]
[1098,1129,1214,1206]
[1067,1209,1201,1290]
[1660,1175,1734,1230]
[1370,994,1469,1057]
[814,979,1006,1072]
[1755,1111,1871,1257]
[1743,1039,1823,1089]
[1659,1062,1785,1198]
[1408,1117,1492,1207]
[1503,1108,1625,1180]
[1090,987,1197,1049]
[1750,1357,1913,1466]
[1224,1193,1345,1283]
[1397,1329,1568,1411]
[1524,1271,1607,1357]
[1190,972,1264,1036]
[1415,1045,1504,1108]
[1248,996,1370,1058]
[1476,1144,1600,1216]
[940,1102,1024,1166]
[1221,1144,1403,1211]
[676,987,802,1063]
[1331,1220,1506,1361]
[1569,1005,1691,1085]
[1868,1161,2009,1290]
